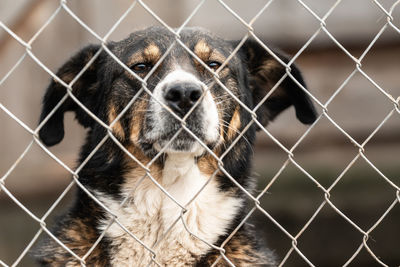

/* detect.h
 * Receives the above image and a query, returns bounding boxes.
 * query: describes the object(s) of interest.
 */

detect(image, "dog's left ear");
[237,39,317,127]
[38,45,104,146]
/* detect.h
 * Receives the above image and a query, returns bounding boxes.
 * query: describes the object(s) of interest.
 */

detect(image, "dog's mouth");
[144,108,220,156]
[154,137,205,155]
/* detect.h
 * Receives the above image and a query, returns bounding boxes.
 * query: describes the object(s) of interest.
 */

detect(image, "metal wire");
[0,0,399,266]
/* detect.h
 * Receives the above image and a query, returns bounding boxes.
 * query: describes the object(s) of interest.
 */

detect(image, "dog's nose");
[164,83,203,116]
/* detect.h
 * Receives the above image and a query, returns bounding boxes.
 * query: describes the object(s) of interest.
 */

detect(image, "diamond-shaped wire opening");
[0,38,26,81]
[0,194,46,266]
[258,161,325,230]
[103,3,173,41]
[364,202,400,265]
[284,116,359,188]
[362,113,400,174]
[323,0,392,47]
[329,158,397,228]
[324,73,395,143]
[0,111,34,177]
[359,27,400,97]
[252,0,323,50]
[1,141,74,210]
[186,0,262,38]
[62,0,138,38]
[1,181,77,266]
[293,204,366,266]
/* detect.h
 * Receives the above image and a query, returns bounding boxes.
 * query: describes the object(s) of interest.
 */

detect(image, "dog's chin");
[153,139,206,157]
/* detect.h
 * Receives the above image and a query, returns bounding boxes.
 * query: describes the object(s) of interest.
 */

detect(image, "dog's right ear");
[39,45,103,146]
[236,39,317,127]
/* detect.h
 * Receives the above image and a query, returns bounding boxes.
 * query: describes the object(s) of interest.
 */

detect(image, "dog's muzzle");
[144,70,220,155]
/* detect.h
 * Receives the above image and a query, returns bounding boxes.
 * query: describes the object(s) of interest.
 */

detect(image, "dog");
[34,26,317,266]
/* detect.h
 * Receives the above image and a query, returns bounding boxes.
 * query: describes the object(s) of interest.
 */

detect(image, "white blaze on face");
[146,69,219,155]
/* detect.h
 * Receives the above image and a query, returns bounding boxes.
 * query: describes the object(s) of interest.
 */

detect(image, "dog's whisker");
[219,120,254,152]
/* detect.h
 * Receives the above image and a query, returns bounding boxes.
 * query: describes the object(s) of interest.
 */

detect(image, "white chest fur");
[96,154,242,266]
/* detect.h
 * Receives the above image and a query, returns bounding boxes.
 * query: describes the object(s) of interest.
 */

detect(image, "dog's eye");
[131,63,153,73]
[207,61,221,70]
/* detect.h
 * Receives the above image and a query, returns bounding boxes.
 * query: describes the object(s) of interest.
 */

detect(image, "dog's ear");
[237,39,317,128]
[39,45,103,146]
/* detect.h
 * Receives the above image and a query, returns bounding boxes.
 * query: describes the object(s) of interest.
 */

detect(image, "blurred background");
[0,0,399,266]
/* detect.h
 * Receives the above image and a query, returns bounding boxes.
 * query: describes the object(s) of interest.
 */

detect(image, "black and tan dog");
[35,26,317,266]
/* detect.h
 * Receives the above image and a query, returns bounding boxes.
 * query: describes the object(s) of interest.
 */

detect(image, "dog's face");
[39,27,316,158]
[118,28,233,155]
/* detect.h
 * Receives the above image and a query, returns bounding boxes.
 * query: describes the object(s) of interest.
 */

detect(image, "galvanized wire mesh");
[1,0,399,266]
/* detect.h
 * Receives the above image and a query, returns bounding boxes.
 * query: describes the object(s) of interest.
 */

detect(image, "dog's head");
[39,27,317,157]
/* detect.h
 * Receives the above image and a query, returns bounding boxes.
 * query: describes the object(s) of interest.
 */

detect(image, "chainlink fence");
[1,0,400,266]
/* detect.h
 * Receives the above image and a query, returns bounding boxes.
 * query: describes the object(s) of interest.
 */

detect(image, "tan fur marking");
[219,123,225,144]
[128,43,161,68]
[108,104,125,139]
[127,52,144,68]
[194,40,227,66]
[213,91,226,145]
[53,72,75,84]
[198,154,219,177]
[209,51,226,65]
[261,59,281,72]
[125,144,162,182]
[65,262,80,267]
[194,39,211,61]
[39,216,108,266]
[85,51,96,70]
[219,127,225,142]
[130,98,147,144]
[203,233,271,266]
[125,144,150,165]
[143,43,161,62]
[226,107,241,141]
[258,59,288,98]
